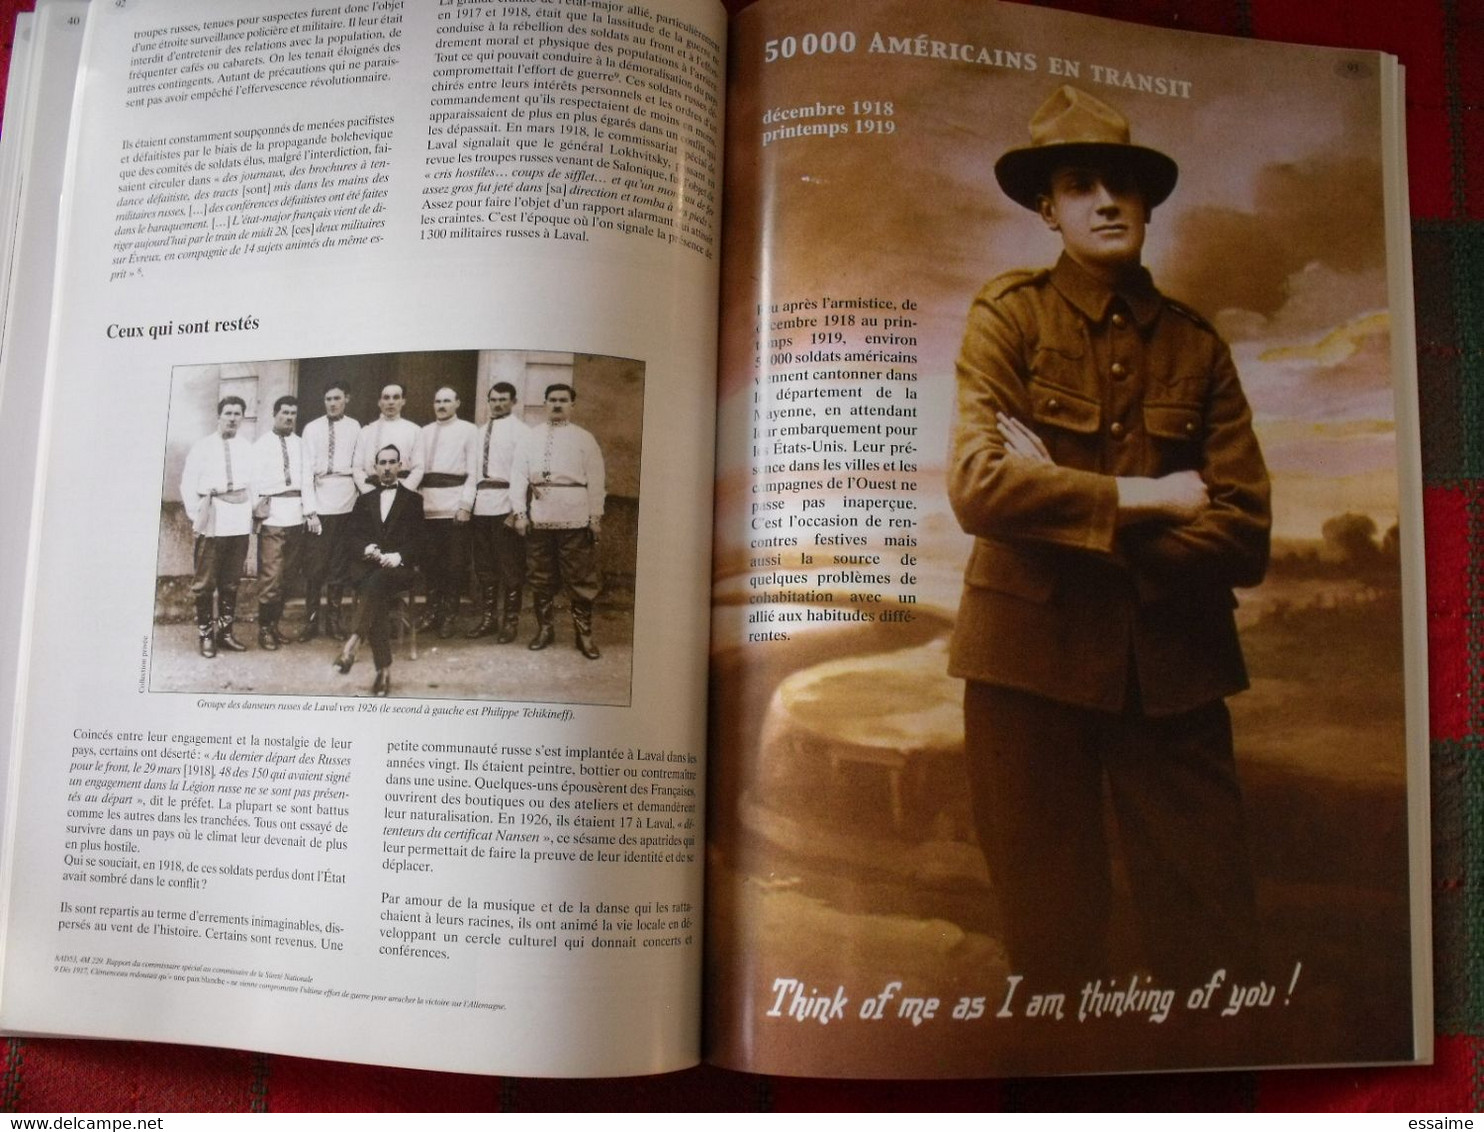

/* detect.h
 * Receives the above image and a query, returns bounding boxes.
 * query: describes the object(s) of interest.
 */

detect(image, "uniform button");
[1045,398,1060,412]
[1185,421,1198,436]
[1109,422,1125,438]
[1111,362,1127,378]
[1111,313,1127,329]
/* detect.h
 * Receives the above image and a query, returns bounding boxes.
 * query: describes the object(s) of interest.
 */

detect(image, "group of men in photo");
[178,379,608,696]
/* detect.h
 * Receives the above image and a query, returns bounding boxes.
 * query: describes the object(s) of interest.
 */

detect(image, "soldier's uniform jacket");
[948,253,1271,717]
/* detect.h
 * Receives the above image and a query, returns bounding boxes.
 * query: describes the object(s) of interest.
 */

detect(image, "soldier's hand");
[1116,470,1208,526]
[996,412,1053,464]
[1152,470,1208,523]
[513,516,530,536]
[454,507,472,524]
[589,517,602,539]
[306,515,322,536]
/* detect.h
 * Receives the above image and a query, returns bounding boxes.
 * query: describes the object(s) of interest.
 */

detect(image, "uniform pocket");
[1028,348,1100,436]
[963,539,1056,603]
[1027,383,1101,435]
[1144,401,1204,442]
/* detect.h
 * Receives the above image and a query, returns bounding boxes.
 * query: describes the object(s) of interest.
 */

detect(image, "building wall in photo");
[155,349,644,620]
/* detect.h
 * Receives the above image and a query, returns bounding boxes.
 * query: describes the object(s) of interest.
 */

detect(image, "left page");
[1,0,723,1077]
[0,7,37,345]
[0,0,86,844]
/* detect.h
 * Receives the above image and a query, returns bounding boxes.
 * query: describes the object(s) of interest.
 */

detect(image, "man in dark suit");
[334,444,424,696]
[949,86,1271,988]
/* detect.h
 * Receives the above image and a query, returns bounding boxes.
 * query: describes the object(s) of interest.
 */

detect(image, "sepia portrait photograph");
[707,0,1418,1077]
[150,349,644,706]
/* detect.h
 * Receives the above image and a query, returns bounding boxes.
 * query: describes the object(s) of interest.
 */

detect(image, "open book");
[0,0,1429,1079]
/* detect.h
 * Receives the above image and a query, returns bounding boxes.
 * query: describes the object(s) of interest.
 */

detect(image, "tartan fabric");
[1,0,1481,1112]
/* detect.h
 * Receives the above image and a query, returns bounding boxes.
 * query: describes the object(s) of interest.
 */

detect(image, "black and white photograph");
[150,349,644,705]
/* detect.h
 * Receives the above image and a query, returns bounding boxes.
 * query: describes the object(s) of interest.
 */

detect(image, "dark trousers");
[303,511,352,602]
[963,681,1258,988]
[423,519,471,613]
[470,513,526,593]
[527,527,600,605]
[190,535,248,634]
[256,523,304,607]
[350,564,416,669]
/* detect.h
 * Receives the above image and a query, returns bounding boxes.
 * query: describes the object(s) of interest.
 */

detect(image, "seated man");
[334,445,425,696]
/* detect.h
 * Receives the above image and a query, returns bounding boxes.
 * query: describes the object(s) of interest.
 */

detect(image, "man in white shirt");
[251,396,319,651]
[418,386,478,637]
[352,382,424,493]
[179,396,254,658]
[466,382,529,642]
[299,383,361,641]
[511,383,605,659]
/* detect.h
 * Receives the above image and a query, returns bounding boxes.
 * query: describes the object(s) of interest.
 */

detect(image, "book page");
[1,0,723,1077]
[0,0,87,852]
[708,0,1427,1077]
[0,9,37,340]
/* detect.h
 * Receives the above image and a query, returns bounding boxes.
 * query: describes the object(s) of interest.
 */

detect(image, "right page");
[708,0,1428,1077]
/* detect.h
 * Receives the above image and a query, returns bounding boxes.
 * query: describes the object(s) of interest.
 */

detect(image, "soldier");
[511,383,605,659]
[418,385,479,637]
[948,86,1271,987]
[250,395,318,650]
[466,381,530,642]
[299,382,361,642]
[179,396,255,657]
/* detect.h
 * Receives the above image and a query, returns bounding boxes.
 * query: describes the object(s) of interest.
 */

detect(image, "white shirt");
[302,413,361,516]
[180,431,254,538]
[251,430,316,528]
[353,416,424,493]
[419,417,479,519]
[511,421,605,529]
[472,414,530,517]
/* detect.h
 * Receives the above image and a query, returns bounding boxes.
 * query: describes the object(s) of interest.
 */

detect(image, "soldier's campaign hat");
[994,85,1179,210]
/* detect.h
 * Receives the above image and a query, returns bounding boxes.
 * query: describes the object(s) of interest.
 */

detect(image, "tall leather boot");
[528,595,555,651]
[258,602,279,651]
[496,586,522,644]
[298,595,321,642]
[217,592,248,652]
[437,589,459,639]
[325,586,347,641]
[416,588,440,633]
[269,601,292,646]
[572,600,600,660]
[196,595,217,658]
[465,584,498,638]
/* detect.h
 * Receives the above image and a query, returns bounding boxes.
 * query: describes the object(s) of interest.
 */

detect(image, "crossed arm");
[994,412,1209,527]
[991,407,1269,589]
